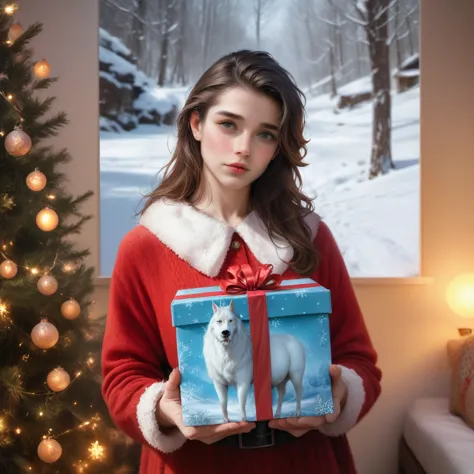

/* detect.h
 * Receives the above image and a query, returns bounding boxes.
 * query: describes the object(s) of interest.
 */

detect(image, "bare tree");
[330,0,395,178]
[131,0,147,68]
[157,0,176,86]
[388,0,419,70]
[254,0,274,49]
[360,0,393,178]
[171,0,187,85]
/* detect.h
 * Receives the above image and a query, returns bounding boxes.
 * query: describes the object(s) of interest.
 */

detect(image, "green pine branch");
[7,22,43,54]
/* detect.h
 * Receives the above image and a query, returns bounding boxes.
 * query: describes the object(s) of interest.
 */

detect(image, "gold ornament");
[36,208,59,232]
[0,259,17,279]
[33,59,51,79]
[61,299,81,320]
[7,22,23,42]
[37,275,58,296]
[4,129,32,157]
[47,367,70,392]
[31,320,59,349]
[26,170,47,191]
[37,438,62,463]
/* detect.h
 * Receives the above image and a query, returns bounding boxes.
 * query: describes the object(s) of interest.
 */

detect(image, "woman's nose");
[234,133,251,157]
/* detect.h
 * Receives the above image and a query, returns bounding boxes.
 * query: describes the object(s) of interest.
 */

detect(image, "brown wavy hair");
[139,50,319,275]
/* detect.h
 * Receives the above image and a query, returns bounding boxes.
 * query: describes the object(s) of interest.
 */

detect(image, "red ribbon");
[218,264,282,420]
[220,263,282,294]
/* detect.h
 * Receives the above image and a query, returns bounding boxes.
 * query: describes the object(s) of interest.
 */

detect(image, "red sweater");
[101,199,382,474]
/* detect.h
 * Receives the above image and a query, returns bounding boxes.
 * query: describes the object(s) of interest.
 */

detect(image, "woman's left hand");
[268,364,348,437]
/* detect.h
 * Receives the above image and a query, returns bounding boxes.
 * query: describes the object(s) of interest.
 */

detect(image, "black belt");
[215,421,297,449]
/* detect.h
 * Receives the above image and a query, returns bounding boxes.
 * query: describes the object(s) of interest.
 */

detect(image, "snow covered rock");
[99,28,179,132]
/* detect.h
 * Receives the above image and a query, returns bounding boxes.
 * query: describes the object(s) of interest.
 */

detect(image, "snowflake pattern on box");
[319,330,329,346]
[172,278,333,426]
[314,394,334,416]
[270,317,282,329]
[295,289,308,298]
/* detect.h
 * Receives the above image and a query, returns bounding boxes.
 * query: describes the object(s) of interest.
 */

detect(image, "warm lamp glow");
[446,273,474,318]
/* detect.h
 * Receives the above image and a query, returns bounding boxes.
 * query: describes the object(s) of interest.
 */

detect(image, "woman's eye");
[260,131,276,141]
[219,121,235,130]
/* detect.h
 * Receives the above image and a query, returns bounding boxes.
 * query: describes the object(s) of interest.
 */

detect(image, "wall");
[17,1,474,472]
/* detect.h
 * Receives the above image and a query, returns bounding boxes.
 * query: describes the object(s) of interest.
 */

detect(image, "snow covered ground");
[100,82,419,278]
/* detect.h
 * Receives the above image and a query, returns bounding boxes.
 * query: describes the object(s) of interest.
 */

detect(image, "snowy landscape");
[99,0,420,278]
[100,81,419,277]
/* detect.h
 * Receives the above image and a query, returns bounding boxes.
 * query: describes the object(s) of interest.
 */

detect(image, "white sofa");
[399,397,474,474]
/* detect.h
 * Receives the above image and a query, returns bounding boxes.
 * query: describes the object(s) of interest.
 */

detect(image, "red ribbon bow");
[219,263,282,294]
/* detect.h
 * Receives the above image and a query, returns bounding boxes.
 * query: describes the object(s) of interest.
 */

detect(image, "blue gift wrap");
[171,277,334,426]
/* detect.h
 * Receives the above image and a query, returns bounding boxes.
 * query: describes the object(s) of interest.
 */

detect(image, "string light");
[88,441,105,461]
[4,4,18,15]
[0,416,6,432]
[0,300,9,317]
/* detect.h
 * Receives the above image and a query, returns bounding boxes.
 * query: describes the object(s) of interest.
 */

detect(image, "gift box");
[171,264,334,426]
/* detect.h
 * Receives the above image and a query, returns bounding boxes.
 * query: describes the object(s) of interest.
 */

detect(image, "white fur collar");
[139,199,320,277]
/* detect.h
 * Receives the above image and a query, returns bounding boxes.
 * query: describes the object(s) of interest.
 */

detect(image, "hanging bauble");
[26,169,47,191]
[46,367,71,392]
[37,275,58,295]
[7,22,23,42]
[0,259,17,279]
[5,129,32,157]
[37,438,62,463]
[61,299,81,320]
[36,208,58,232]
[31,320,59,349]
[33,59,51,79]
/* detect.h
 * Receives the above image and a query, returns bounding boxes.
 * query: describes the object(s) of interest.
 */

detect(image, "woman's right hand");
[156,368,256,444]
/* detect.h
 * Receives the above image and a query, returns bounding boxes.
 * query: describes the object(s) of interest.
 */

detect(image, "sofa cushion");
[447,335,474,429]
[403,397,474,474]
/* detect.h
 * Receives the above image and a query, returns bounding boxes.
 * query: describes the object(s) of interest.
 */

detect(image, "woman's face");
[190,86,281,193]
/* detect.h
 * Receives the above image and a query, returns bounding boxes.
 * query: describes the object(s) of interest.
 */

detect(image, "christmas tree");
[0,4,140,473]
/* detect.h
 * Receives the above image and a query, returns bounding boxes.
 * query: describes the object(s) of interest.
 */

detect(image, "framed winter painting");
[99,0,420,279]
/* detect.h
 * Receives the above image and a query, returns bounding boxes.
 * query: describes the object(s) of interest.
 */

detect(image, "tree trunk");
[256,0,261,48]
[202,0,212,69]
[172,0,186,85]
[131,0,147,68]
[336,10,344,69]
[158,0,173,87]
[394,0,402,70]
[329,44,337,98]
[405,15,414,56]
[366,0,393,178]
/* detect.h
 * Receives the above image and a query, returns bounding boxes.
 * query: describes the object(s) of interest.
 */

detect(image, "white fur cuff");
[318,365,365,437]
[136,381,187,453]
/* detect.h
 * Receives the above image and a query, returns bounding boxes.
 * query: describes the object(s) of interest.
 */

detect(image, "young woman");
[101,50,382,474]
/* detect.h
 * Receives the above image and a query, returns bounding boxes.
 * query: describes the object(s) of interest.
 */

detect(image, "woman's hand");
[268,364,348,437]
[156,368,256,444]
